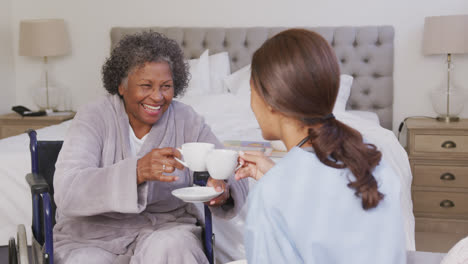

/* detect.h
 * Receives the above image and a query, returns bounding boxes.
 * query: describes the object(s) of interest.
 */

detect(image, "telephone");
[12,106,46,117]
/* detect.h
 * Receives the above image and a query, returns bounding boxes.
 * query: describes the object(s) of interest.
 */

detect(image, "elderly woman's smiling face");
[119,61,174,137]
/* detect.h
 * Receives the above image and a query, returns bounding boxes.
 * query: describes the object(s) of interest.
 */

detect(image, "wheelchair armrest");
[26,173,49,195]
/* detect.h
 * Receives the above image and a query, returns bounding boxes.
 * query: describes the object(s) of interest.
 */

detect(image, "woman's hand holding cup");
[205,177,230,206]
[137,147,185,184]
[235,151,275,181]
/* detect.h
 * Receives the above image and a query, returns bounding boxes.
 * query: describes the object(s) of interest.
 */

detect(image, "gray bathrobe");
[52,94,248,263]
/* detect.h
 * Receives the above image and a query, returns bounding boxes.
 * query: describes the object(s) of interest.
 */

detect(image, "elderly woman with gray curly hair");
[52,31,248,264]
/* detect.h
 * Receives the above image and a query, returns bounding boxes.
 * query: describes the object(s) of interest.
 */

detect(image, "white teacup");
[205,149,240,180]
[175,142,215,172]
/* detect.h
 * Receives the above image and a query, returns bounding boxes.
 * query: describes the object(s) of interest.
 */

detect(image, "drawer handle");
[440,173,456,181]
[441,140,456,149]
[440,200,455,208]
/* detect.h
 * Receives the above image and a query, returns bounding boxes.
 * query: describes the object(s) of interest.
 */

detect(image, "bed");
[0,26,421,262]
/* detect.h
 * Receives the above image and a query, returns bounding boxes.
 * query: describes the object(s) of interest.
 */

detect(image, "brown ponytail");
[308,119,383,209]
[251,28,384,209]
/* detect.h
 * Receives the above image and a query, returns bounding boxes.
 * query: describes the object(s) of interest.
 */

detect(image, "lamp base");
[32,86,60,111]
[436,116,460,122]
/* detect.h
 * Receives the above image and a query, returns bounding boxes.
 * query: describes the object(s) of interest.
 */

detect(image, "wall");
[0,0,16,114]
[10,0,468,133]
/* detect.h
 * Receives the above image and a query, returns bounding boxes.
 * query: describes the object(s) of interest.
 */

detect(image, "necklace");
[296,135,310,147]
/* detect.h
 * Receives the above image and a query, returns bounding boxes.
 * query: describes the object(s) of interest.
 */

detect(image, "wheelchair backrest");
[29,129,63,227]
[36,140,63,224]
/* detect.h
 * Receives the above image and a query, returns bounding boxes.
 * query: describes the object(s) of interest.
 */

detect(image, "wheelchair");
[9,129,215,264]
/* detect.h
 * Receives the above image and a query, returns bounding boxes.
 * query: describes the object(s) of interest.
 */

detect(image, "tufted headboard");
[110,26,394,129]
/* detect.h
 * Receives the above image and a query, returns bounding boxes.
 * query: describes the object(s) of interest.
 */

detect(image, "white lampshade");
[423,15,468,55]
[19,19,71,57]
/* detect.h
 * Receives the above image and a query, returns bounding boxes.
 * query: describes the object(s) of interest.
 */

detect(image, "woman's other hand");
[136,147,185,184]
[235,151,275,181]
[205,177,230,206]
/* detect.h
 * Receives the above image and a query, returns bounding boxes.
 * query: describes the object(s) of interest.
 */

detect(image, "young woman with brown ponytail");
[235,29,406,263]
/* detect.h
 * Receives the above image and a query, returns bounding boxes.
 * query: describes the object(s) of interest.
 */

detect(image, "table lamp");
[19,19,71,111]
[422,14,468,122]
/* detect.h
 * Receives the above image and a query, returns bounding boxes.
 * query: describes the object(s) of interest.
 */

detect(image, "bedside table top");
[0,112,75,122]
[406,118,468,131]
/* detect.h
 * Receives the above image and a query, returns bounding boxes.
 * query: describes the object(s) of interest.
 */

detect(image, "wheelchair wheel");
[8,237,18,264]
[17,225,29,264]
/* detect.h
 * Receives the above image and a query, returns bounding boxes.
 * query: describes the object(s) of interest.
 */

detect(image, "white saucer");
[171,186,223,203]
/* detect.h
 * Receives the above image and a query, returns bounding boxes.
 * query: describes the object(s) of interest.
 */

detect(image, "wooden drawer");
[413,164,468,188]
[414,134,468,154]
[413,191,468,216]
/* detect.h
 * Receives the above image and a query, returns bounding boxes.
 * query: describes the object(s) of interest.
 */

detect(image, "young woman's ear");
[268,105,275,113]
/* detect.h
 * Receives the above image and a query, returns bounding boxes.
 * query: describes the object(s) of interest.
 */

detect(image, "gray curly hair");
[101,31,189,97]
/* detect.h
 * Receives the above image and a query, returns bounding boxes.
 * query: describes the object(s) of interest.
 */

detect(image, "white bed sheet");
[0,94,414,263]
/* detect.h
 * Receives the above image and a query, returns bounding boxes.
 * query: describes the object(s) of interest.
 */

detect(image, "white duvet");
[0,93,414,263]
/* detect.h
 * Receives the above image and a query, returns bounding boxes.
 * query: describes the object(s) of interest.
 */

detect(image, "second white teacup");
[205,149,240,180]
[175,142,215,172]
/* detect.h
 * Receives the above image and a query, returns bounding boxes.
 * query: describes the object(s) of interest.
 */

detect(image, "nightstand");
[406,117,468,240]
[0,112,75,139]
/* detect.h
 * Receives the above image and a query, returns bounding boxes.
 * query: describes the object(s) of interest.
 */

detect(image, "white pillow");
[223,65,251,94]
[225,65,258,126]
[333,74,353,113]
[209,52,231,94]
[346,110,380,124]
[176,93,262,142]
[184,49,210,97]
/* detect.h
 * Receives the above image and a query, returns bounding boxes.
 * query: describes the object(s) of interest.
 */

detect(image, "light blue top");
[245,147,406,264]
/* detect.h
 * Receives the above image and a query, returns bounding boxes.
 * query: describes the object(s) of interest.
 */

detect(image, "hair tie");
[321,113,335,121]
[302,113,335,124]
